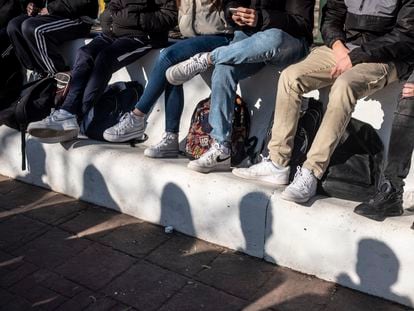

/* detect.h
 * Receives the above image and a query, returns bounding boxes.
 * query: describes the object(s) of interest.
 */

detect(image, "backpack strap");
[20,124,26,170]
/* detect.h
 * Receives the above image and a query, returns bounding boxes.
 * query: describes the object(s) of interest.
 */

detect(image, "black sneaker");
[354,181,404,221]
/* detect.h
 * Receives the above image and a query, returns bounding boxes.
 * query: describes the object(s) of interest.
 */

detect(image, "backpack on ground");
[185,95,254,167]
[80,81,144,141]
[318,118,384,202]
[0,77,58,170]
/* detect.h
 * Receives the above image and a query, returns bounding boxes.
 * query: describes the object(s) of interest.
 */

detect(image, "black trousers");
[61,33,152,118]
[383,72,414,192]
[7,14,90,74]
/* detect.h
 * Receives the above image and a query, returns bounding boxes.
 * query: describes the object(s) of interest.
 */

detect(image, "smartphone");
[229,8,238,14]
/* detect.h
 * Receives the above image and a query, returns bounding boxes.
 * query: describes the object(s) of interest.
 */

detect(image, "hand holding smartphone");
[229,8,238,14]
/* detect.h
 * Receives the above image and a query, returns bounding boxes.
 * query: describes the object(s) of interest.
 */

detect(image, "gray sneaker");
[166,53,210,85]
[144,132,179,158]
[281,167,317,203]
[187,143,231,173]
[103,112,145,142]
[27,109,79,143]
[232,157,290,185]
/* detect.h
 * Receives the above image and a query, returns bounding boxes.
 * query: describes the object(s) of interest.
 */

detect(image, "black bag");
[0,77,58,170]
[318,118,384,202]
[0,46,23,111]
[81,81,143,141]
[184,95,255,166]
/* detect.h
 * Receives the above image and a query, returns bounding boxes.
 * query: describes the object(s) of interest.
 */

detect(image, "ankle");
[132,108,145,118]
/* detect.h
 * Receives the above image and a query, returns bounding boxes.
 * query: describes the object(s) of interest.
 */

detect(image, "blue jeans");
[135,35,232,133]
[208,29,309,144]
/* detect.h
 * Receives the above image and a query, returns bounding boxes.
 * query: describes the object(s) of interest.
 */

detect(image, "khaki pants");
[268,46,398,179]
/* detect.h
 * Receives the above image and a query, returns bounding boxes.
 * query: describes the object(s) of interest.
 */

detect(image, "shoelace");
[290,166,312,190]
[153,133,176,150]
[113,113,133,133]
[369,190,389,204]
[183,55,208,74]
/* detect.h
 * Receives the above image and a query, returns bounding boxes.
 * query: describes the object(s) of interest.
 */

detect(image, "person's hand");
[330,40,352,78]
[39,7,49,15]
[231,7,258,27]
[26,2,38,16]
[402,82,414,98]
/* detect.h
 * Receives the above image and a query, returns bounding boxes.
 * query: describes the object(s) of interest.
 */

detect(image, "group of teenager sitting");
[1,0,414,228]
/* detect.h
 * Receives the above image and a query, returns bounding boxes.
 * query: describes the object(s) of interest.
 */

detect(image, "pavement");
[0,175,411,311]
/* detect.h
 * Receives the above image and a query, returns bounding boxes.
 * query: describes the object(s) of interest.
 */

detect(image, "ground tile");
[0,296,33,311]
[0,261,38,288]
[195,251,276,300]
[0,183,51,210]
[96,222,170,258]
[326,286,410,311]
[0,250,24,271]
[0,215,49,251]
[55,289,97,311]
[147,234,223,276]
[159,282,248,311]
[246,267,335,311]
[104,261,188,310]
[55,243,136,290]
[12,227,92,268]
[59,207,141,240]
[0,288,15,305]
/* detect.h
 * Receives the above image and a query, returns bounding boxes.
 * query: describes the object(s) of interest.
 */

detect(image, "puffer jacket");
[178,0,233,37]
[106,0,177,45]
[321,0,414,80]
[46,0,99,19]
[225,0,315,44]
[0,0,21,27]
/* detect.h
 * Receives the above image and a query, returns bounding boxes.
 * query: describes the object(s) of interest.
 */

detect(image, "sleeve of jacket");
[138,0,177,33]
[47,0,99,19]
[257,0,314,41]
[348,0,414,66]
[320,0,347,48]
[109,0,140,28]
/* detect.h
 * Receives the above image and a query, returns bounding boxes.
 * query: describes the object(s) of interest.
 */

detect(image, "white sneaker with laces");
[232,157,290,185]
[103,112,145,142]
[27,109,79,143]
[166,53,210,85]
[144,132,179,158]
[281,167,317,203]
[187,143,231,173]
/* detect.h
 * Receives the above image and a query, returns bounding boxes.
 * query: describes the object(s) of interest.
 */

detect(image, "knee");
[94,49,115,69]
[279,64,307,94]
[7,16,23,36]
[21,19,37,40]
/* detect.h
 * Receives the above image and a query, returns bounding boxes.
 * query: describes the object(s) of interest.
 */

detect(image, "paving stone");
[0,183,51,210]
[0,288,15,305]
[0,250,24,271]
[96,222,170,258]
[55,243,136,290]
[104,261,188,310]
[83,296,123,311]
[59,207,141,240]
[0,215,50,251]
[0,178,25,195]
[10,279,67,311]
[195,251,276,300]
[0,261,38,288]
[12,227,92,268]
[0,296,34,311]
[159,281,248,311]
[147,234,223,276]
[246,267,335,311]
[326,286,410,311]
[54,289,97,311]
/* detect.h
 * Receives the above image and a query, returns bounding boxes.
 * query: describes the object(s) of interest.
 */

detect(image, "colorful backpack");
[185,95,253,166]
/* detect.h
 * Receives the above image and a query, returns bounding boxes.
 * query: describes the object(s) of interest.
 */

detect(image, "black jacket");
[47,0,99,19]
[224,0,315,45]
[105,0,177,45]
[321,0,414,80]
[0,0,21,28]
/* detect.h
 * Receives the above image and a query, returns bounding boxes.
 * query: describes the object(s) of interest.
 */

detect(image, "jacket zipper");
[359,0,366,11]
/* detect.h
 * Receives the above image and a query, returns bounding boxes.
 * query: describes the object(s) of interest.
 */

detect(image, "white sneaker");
[232,157,290,185]
[103,112,145,142]
[187,143,231,173]
[166,53,210,85]
[144,132,179,158]
[27,109,79,143]
[281,167,317,203]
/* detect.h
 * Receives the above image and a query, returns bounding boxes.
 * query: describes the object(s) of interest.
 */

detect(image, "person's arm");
[320,0,347,48]
[138,0,177,33]
[47,0,99,19]
[348,0,414,66]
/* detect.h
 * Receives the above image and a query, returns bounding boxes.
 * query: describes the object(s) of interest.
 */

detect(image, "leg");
[61,34,115,116]
[7,14,40,71]
[268,46,337,167]
[21,15,90,74]
[304,62,399,179]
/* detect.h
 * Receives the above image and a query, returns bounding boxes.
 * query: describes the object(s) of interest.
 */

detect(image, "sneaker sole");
[354,208,404,222]
[144,150,179,158]
[281,191,314,203]
[103,131,145,143]
[232,169,289,185]
[187,162,230,173]
[28,128,79,143]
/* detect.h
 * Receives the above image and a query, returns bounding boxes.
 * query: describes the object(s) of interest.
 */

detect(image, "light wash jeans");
[208,29,309,144]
